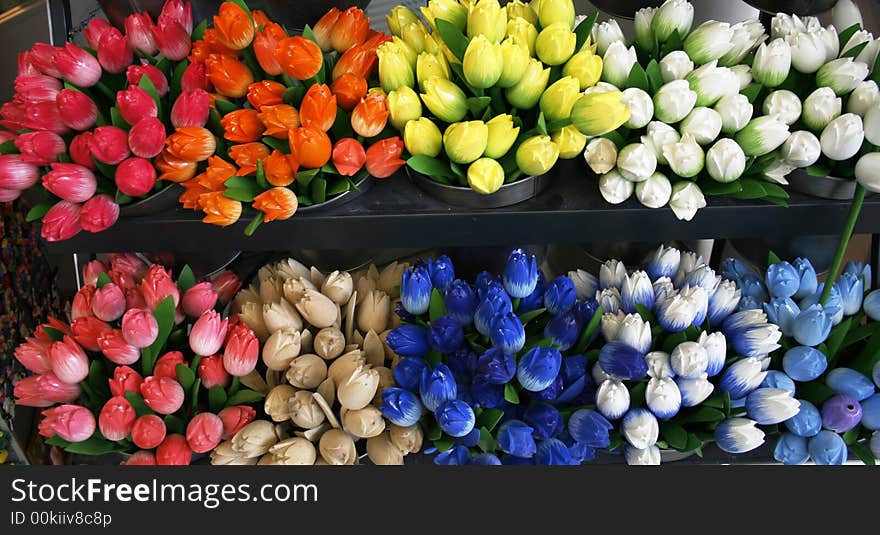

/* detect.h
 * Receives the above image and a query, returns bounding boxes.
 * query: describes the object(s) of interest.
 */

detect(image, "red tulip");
[125,13,158,56]
[126,451,157,465]
[217,406,255,440]
[41,200,82,242]
[57,89,99,131]
[97,27,133,74]
[48,336,89,384]
[15,131,65,166]
[128,117,166,159]
[55,43,103,87]
[117,86,158,125]
[89,126,130,165]
[153,16,191,61]
[332,138,367,176]
[42,163,97,203]
[38,405,95,443]
[82,259,108,287]
[131,414,166,449]
[365,136,406,178]
[99,396,136,441]
[115,157,157,197]
[24,101,68,135]
[14,337,52,374]
[182,281,219,318]
[14,74,61,103]
[14,373,80,407]
[71,285,95,320]
[140,264,180,310]
[171,89,211,128]
[96,329,140,365]
[223,322,258,377]
[197,355,229,389]
[126,63,169,96]
[29,43,61,78]
[70,316,112,352]
[141,377,184,415]
[189,310,228,356]
[109,253,148,279]
[156,434,191,465]
[0,188,20,202]
[84,18,114,51]
[108,365,144,397]
[121,308,159,348]
[212,271,242,306]
[92,283,126,322]
[153,351,186,380]
[81,194,120,233]
[0,100,27,131]
[181,61,210,92]
[69,133,97,170]
[186,412,223,453]
[158,0,193,34]
[0,154,40,190]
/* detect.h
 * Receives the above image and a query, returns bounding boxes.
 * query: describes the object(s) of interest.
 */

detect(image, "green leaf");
[326,176,351,196]
[424,350,442,367]
[536,111,548,135]
[629,382,647,408]
[310,176,327,203]
[842,40,869,59]
[429,288,447,322]
[703,393,725,410]
[518,307,546,326]
[223,188,257,202]
[164,415,186,435]
[646,59,664,93]
[768,251,781,266]
[209,386,228,413]
[841,321,880,350]
[476,408,504,432]
[660,422,688,451]
[244,212,265,237]
[96,272,113,289]
[262,136,290,154]
[0,140,18,155]
[740,83,763,104]
[839,23,863,53]
[407,155,457,179]
[732,178,767,200]
[504,383,520,404]
[477,427,498,453]
[625,63,650,92]
[662,331,688,354]
[175,363,196,391]
[467,96,492,117]
[700,179,743,196]
[660,29,683,56]
[434,435,455,453]
[842,427,860,446]
[170,58,189,99]
[635,304,656,325]
[144,296,176,374]
[256,159,270,190]
[45,434,122,456]
[138,74,163,119]
[806,163,831,177]
[110,107,128,129]
[796,381,836,407]
[177,265,196,292]
[192,19,208,41]
[214,98,240,115]
[872,48,880,86]
[42,326,64,342]
[849,442,877,466]
[573,306,604,354]
[435,19,469,61]
[114,189,133,206]
[825,317,853,366]
[125,391,155,417]
[226,389,266,406]
[849,329,880,376]
[574,12,599,52]
[678,407,726,424]
[760,181,789,199]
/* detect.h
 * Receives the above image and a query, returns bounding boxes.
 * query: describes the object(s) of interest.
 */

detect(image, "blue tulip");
[568,409,612,448]
[436,400,475,437]
[447,348,478,384]
[400,266,432,316]
[875,360,880,389]
[598,341,648,380]
[683,264,718,292]
[621,271,655,314]
[792,305,833,347]
[535,438,576,465]
[836,272,864,316]
[501,454,535,465]
[720,357,768,399]
[720,257,757,282]
[519,270,547,313]
[385,325,430,358]
[715,417,765,454]
[470,453,502,465]
[745,388,800,425]
[871,431,880,460]
[433,445,470,465]
[475,271,503,300]
[517,346,562,392]
[476,348,516,385]
[785,400,822,437]
[656,293,698,332]
[444,279,477,326]
[455,427,481,448]
[380,388,423,426]
[760,370,796,394]
[792,257,818,301]
[489,312,526,355]
[808,430,848,465]
[726,322,782,359]
[523,403,563,440]
[763,297,800,336]
[826,368,875,401]
[865,289,880,321]
[393,357,428,392]
[766,261,800,299]
[800,284,843,325]
[474,288,513,336]
[843,260,872,290]
[707,279,741,327]
[420,363,457,412]
[556,375,588,405]
[503,248,539,299]
[738,272,768,302]
[544,276,577,314]
[544,311,581,351]
[429,316,464,353]
[497,419,537,458]
[471,376,505,408]
[738,296,762,311]
[860,394,880,430]
[429,255,455,290]
[647,245,682,281]
[677,376,715,407]
[782,346,828,382]
[574,298,600,325]
[530,375,563,402]
[393,301,417,324]
[774,433,810,465]
[562,354,589,386]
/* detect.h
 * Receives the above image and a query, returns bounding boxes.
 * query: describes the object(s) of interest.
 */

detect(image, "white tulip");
[803,16,822,33]
[865,104,880,145]
[599,259,627,290]
[617,313,652,353]
[857,39,880,72]
[584,137,618,175]
[602,41,638,89]
[634,7,657,52]
[641,121,680,165]
[847,81,880,116]
[599,169,634,204]
[715,94,753,135]
[686,60,738,107]
[833,0,864,34]
[730,64,753,91]
[645,377,682,419]
[677,375,715,407]
[625,445,661,465]
[855,152,880,192]
[663,133,704,178]
[670,341,709,378]
[568,269,599,301]
[780,131,821,168]
[816,26,841,60]
[616,143,657,182]
[635,172,672,209]
[653,79,697,123]
[735,115,790,157]
[668,180,706,221]
[752,39,792,88]
[583,81,621,95]
[787,31,827,74]
[763,90,802,125]
[592,362,613,384]
[820,113,865,161]
[698,331,728,376]
[706,138,746,183]
[817,58,869,96]
[592,19,625,57]
[622,88,654,129]
[651,0,694,43]
[802,87,842,131]
[770,13,805,40]
[596,379,630,420]
[601,311,625,341]
[659,50,694,82]
[645,351,675,379]
[683,20,734,65]
[719,20,766,67]
[679,107,722,145]
[622,409,659,449]
[841,29,873,57]
[763,154,795,185]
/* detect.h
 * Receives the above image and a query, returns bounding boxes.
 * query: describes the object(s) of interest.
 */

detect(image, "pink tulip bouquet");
[0,0,198,242]
[12,254,267,465]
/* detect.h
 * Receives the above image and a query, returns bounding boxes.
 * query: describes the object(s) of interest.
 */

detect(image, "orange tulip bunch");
[166,1,407,236]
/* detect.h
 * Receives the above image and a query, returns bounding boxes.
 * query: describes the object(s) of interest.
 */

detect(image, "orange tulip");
[253,23,285,76]
[365,136,405,178]
[289,126,331,169]
[257,105,300,139]
[199,156,238,190]
[214,2,255,50]
[331,73,368,112]
[247,80,286,109]
[221,109,266,143]
[166,126,217,162]
[199,191,242,227]
[205,54,254,99]
[331,7,370,54]
[156,149,198,182]
[228,143,270,176]
[190,29,237,63]
[332,138,366,176]
[333,44,372,81]
[299,84,337,132]
[276,36,323,81]
[251,10,271,29]
[264,149,294,187]
[179,179,210,210]
[312,8,341,52]
[253,187,298,222]
[351,93,389,138]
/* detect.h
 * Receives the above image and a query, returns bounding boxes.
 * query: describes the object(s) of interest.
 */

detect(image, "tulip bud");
[763,89,801,126]
[551,125,587,159]
[126,64,169,96]
[479,114,519,160]
[635,171,672,209]
[262,299,302,334]
[752,39,791,88]
[536,22,576,66]
[231,420,278,457]
[387,86,422,131]
[601,41,637,88]
[659,50,694,83]
[572,90,630,136]
[55,43,103,88]
[295,289,338,328]
[131,414,166,449]
[89,126,130,165]
[140,376,184,415]
[598,169,634,205]
[403,117,442,157]
[98,396,136,441]
[56,90,98,131]
[719,20,767,67]
[616,143,657,183]
[97,28,133,74]
[38,405,96,443]
[682,20,734,65]
[444,121,489,165]
[468,0,508,43]
[377,41,415,93]
[735,116,790,157]
[856,152,880,192]
[716,417,765,454]
[537,77,579,125]
[680,107,723,146]
[128,117,166,159]
[595,379,631,420]
[592,19,625,58]
[820,113,864,161]
[415,52,450,91]
[866,104,880,146]
[652,0,694,42]
[848,81,879,118]
[516,135,559,177]
[584,137,617,175]
[506,58,551,110]
[497,38,530,89]
[467,157,505,194]
[653,80,697,124]
[787,31,826,75]
[638,121,678,166]
[562,48,603,90]
[706,138,746,183]
[780,131,821,168]
[669,181,706,221]
[171,90,211,129]
[622,408,659,450]
[663,134,704,178]
[618,88,653,130]
[686,61,738,107]
[817,57,868,96]
[463,36,503,89]
[715,94,753,135]
[115,157,157,197]
[42,163,97,203]
[420,77,467,123]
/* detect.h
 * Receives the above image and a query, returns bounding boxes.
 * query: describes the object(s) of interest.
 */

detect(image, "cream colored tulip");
[262,329,301,371]
[269,437,316,465]
[342,405,386,439]
[321,271,354,305]
[288,390,327,429]
[319,429,357,465]
[263,299,303,334]
[286,354,328,389]
[314,327,346,360]
[367,432,405,465]
[337,365,381,410]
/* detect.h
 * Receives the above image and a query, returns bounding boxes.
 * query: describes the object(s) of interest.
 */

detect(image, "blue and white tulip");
[502,248,539,299]
[429,255,455,290]
[401,266,433,315]
[653,277,675,307]
[568,269,599,301]
[645,351,675,379]
[645,377,682,419]
[601,311,625,342]
[715,417,765,454]
[656,293,698,332]
[568,409,613,448]
[599,259,627,290]
[624,444,661,465]
[675,251,704,287]
[681,285,709,326]
[670,341,709,378]
[720,357,768,399]
[745,387,801,425]
[698,331,727,377]
[517,346,563,392]
[646,245,681,281]
[385,325,431,358]
[622,408,660,449]
[599,341,649,380]
[474,288,513,336]
[543,276,577,315]
[380,388,424,427]
[621,270,655,314]
[592,362,613,384]
[596,379,631,420]
[677,374,715,407]
[420,363,458,412]
[489,312,526,355]
[707,279,742,326]
[682,264,719,292]
[444,279,478,326]
[596,287,622,314]
[616,314,652,354]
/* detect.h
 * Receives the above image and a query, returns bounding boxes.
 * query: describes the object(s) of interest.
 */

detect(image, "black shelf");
[46,160,880,254]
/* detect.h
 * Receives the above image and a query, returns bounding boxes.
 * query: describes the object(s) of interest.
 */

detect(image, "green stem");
[228,376,241,397]
[820,185,866,305]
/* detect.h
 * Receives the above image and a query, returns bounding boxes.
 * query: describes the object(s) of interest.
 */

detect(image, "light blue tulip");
[861,394,880,430]
[874,360,880,389]
[785,400,822,437]
[864,289,880,321]
[621,271,655,314]
[715,417,765,454]
[808,430,848,465]
[745,388,800,425]
[766,261,800,299]
[800,284,843,325]
[792,304,832,347]
[738,296,762,311]
[782,346,828,382]
[763,297,800,336]
[720,357,768,399]
[653,278,675,307]
[871,431,880,460]
[792,257,818,301]
[774,433,810,465]
[760,370,796,394]
[720,257,758,281]
[738,273,768,302]
[503,248,539,299]
[836,272,864,316]
[843,261,872,290]
[826,368,876,401]
[707,279,741,327]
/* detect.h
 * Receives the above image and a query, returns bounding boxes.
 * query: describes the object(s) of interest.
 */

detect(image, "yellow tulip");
[463,36,504,89]
[506,0,538,25]
[444,121,489,164]
[507,18,539,56]
[468,0,508,43]
[416,52,451,91]
[388,86,423,130]
[485,114,520,158]
[386,6,420,37]
[404,117,443,157]
[421,0,468,32]
[506,58,550,110]
[551,125,588,159]
[399,21,431,54]
[392,36,418,68]
[571,91,631,136]
[377,41,415,93]
[516,135,560,176]
[540,75,581,122]
[498,37,531,88]
[563,49,604,90]
[467,158,506,194]
[421,78,469,123]
[535,22,576,66]
[538,0,575,30]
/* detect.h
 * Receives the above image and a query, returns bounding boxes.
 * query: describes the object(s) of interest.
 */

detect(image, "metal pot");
[742,0,837,15]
